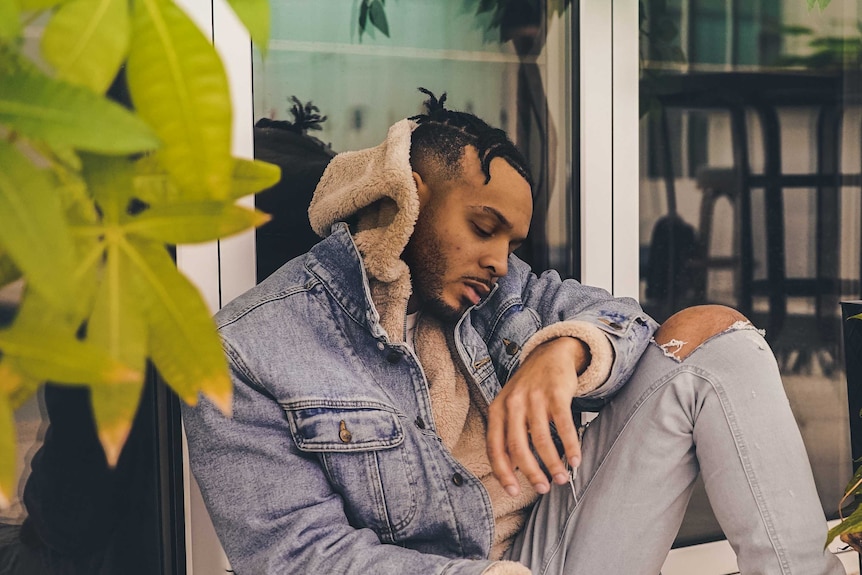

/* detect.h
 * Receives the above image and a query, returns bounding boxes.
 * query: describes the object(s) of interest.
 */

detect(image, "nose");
[480,241,509,278]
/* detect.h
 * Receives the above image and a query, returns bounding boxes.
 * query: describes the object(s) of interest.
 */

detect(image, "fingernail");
[533,482,549,494]
[553,473,568,484]
[505,485,520,497]
[569,455,581,468]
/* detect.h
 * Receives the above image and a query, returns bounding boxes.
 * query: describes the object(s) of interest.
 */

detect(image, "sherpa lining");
[519,321,613,395]
[308,119,419,283]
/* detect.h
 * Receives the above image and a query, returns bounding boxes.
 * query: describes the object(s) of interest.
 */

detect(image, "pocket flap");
[283,402,404,452]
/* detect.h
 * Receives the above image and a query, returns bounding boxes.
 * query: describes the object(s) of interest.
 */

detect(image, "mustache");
[464,276,493,289]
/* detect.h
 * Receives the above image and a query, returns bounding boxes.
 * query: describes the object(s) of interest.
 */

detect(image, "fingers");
[487,388,582,497]
[487,399,519,496]
[550,399,582,469]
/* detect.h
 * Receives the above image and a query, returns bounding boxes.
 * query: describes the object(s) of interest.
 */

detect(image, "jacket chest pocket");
[282,401,417,542]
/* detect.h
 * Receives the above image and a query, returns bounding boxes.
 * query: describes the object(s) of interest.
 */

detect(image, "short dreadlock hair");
[408,88,533,191]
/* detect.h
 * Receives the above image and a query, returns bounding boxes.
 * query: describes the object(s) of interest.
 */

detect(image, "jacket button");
[503,338,519,355]
[415,416,426,430]
[386,351,401,364]
[338,420,352,443]
[452,472,464,486]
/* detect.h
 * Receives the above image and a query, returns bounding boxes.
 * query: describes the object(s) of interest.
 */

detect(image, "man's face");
[403,147,533,322]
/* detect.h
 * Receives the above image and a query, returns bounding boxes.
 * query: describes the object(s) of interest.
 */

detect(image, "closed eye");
[472,223,493,238]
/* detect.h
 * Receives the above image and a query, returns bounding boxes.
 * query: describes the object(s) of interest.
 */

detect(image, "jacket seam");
[216,281,318,330]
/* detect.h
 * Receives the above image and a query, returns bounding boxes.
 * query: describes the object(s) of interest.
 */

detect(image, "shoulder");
[215,254,318,331]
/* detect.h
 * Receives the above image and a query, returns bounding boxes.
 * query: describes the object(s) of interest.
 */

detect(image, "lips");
[463,280,491,305]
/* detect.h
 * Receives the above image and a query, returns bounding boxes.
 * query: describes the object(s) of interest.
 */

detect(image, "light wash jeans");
[506,327,845,575]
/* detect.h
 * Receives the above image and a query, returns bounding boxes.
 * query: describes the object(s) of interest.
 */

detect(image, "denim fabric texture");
[181,223,657,575]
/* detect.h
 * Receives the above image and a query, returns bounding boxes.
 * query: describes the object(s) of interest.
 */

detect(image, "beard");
[402,223,464,324]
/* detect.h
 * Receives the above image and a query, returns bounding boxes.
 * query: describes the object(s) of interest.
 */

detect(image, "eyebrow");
[470,205,513,229]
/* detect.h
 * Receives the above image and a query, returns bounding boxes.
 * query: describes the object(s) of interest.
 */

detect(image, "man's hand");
[486,337,589,497]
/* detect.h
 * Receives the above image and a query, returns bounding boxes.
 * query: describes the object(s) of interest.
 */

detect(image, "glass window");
[639,0,860,547]
[251,0,577,282]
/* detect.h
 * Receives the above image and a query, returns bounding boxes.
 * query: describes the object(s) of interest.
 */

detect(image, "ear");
[412,171,432,207]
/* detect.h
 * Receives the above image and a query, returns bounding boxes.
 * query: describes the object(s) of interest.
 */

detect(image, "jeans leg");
[507,328,844,575]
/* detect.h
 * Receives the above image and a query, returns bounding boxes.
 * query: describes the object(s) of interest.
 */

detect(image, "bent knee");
[654,305,751,361]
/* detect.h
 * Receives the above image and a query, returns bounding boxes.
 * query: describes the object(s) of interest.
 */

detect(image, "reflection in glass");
[251,0,576,282]
[639,0,860,546]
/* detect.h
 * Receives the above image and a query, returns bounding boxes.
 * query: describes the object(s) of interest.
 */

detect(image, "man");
[182,91,843,574]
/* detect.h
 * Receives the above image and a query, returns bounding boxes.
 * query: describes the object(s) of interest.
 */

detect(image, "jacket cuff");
[519,320,614,395]
[481,561,532,575]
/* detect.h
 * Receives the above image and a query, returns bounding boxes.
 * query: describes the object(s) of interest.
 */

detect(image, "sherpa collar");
[308,119,419,284]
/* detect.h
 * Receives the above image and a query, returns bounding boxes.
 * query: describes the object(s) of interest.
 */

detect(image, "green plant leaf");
[850,313,862,321]
[41,0,130,94]
[0,394,15,509]
[0,0,21,42]
[224,0,269,57]
[827,504,862,547]
[0,141,77,309]
[123,237,230,413]
[18,0,68,11]
[81,152,136,223]
[0,252,21,288]
[0,61,159,154]
[0,321,141,385]
[1,359,42,410]
[126,0,232,200]
[87,241,147,465]
[368,0,389,37]
[124,201,270,244]
[135,155,281,204]
[229,157,281,199]
[90,380,145,466]
[358,0,368,36]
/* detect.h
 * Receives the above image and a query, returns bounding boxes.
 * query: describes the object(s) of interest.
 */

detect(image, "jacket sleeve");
[501,257,658,407]
[181,346,501,575]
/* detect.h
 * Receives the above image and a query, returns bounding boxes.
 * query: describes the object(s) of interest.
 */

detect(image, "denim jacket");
[182,223,657,575]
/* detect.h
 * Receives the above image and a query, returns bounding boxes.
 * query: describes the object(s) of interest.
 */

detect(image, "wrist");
[540,336,591,375]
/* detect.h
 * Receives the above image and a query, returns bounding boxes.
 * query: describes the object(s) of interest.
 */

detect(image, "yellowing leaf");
[0,61,159,154]
[134,155,281,205]
[88,240,147,372]
[0,322,141,385]
[0,141,76,309]
[85,238,147,463]
[1,359,42,410]
[827,505,862,548]
[18,0,68,11]
[123,237,230,413]
[229,157,280,199]
[41,0,130,94]
[225,0,269,57]
[126,0,232,199]
[81,153,136,223]
[90,380,144,466]
[0,394,15,509]
[124,201,270,244]
[0,0,21,42]
[0,252,21,288]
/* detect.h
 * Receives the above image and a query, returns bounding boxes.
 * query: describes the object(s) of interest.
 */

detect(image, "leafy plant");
[827,311,862,549]
[776,23,862,70]
[0,0,279,507]
[828,454,862,549]
[357,0,572,42]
